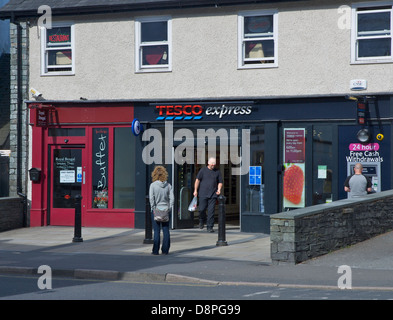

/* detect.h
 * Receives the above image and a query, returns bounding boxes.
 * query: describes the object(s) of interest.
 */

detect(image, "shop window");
[92,128,109,209]
[113,127,135,208]
[41,24,74,75]
[135,16,171,72]
[238,10,278,69]
[352,5,393,63]
[243,125,265,213]
[312,126,333,205]
[91,127,135,209]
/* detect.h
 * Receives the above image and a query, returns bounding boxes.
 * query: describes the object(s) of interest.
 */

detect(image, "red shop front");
[29,102,136,228]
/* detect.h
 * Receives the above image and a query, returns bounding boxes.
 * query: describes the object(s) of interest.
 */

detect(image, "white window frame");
[351,2,393,64]
[40,23,75,76]
[135,16,172,73]
[238,9,278,69]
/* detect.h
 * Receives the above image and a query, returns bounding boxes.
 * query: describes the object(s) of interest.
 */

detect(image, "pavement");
[1,225,393,291]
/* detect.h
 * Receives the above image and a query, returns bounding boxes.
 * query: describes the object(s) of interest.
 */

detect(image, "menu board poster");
[283,128,305,208]
[92,128,109,209]
[284,128,305,164]
[283,163,305,208]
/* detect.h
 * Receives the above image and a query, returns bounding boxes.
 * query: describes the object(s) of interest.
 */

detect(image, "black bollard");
[143,195,154,244]
[72,194,83,242]
[216,195,228,246]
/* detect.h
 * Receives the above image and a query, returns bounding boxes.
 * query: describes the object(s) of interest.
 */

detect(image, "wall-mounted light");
[357,129,370,143]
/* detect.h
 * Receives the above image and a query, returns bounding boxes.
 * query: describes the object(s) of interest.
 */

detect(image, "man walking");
[194,157,223,232]
[344,163,372,198]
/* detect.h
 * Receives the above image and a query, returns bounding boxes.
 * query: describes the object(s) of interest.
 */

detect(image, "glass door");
[49,145,86,225]
[172,149,195,229]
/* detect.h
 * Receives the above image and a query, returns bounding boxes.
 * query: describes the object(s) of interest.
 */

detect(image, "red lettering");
[156,104,205,117]
[174,105,183,116]
[49,34,70,42]
[166,105,174,116]
[156,105,166,116]
[192,105,203,116]
[183,105,192,115]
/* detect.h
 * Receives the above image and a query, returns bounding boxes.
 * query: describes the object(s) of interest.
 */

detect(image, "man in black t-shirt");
[193,157,223,232]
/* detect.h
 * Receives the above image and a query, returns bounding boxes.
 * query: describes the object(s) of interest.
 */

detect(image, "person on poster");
[193,157,223,232]
[149,166,174,255]
[344,163,372,198]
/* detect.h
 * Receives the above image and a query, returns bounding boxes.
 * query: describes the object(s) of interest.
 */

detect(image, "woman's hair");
[151,166,168,182]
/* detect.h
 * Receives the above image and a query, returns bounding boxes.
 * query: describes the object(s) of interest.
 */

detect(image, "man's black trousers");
[198,197,216,229]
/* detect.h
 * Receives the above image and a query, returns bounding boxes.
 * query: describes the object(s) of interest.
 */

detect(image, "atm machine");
[347,162,381,193]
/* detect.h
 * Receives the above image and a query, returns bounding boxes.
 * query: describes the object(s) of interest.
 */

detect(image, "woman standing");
[149,166,174,255]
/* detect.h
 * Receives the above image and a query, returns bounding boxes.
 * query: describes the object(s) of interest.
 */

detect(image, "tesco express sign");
[155,103,253,120]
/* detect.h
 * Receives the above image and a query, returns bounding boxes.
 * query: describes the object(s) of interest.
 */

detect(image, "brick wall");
[0,197,23,232]
[270,190,393,265]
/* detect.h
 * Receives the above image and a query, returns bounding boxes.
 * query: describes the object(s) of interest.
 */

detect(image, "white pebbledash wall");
[28,0,393,101]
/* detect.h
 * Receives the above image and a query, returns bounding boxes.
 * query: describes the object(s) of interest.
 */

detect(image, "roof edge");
[0,0,302,20]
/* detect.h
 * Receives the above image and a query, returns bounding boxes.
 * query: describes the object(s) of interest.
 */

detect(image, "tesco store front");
[28,95,393,233]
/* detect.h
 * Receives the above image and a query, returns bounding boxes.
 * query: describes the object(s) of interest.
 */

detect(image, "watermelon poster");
[283,129,305,208]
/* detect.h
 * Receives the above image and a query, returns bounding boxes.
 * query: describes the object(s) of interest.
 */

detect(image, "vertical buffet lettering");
[93,128,109,208]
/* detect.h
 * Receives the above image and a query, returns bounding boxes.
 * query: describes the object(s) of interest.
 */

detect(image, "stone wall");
[0,197,24,232]
[270,190,393,265]
[9,22,29,197]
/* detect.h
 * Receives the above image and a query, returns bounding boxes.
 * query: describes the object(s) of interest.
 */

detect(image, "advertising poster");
[92,128,109,208]
[283,128,305,208]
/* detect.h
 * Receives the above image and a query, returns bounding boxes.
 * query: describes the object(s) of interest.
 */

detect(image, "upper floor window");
[41,24,75,75]
[352,4,393,63]
[238,10,278,69]
[135,16,172,73]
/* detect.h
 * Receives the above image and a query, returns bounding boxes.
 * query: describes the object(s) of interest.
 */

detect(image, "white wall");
[28,0,393,101]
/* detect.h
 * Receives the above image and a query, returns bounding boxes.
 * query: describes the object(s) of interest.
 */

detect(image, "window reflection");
[312,126,333,205]
[244,126,265,213]
[114,127,135,208]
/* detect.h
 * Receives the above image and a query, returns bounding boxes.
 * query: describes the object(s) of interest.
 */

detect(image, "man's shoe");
[207,228,214,233]
[199,222,204,229]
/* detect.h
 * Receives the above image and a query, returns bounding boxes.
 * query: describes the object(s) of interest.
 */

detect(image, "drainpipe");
[11,13,27,227]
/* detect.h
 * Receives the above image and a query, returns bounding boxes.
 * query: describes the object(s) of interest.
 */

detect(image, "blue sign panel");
[249,166,262,185]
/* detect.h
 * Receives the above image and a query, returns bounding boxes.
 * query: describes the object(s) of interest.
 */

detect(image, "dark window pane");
[358,38,391,57]
[114,127,135,209]
[244,16,273,38]
[141,21,168,42]
[47,27,71,46]
[358,12,390,35]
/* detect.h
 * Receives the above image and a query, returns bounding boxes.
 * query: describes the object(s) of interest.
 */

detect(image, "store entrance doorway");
[172,145,240,229]
[48,145,87,226]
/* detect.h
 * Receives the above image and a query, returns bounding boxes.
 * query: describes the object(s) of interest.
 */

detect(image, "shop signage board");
[47,27,71,44]
[36,109,48,127]
[152,102,254,121]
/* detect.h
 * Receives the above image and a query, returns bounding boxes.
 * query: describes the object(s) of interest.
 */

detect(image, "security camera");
[30,88,42,99]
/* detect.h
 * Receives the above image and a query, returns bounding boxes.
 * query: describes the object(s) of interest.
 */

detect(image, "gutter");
[11,13,27,227]
[0,0,308,19]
